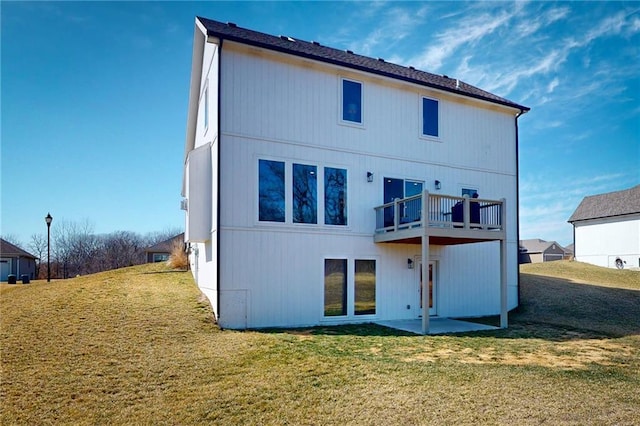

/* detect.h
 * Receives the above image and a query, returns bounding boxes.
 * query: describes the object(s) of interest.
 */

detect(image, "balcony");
[374,192,506,245]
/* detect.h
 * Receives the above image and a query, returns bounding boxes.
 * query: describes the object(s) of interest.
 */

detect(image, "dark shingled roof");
[568,185,640,223]
[0,238,37,259]
[519,239,565,254]
[197,17,529,113]
[144,233,184,254]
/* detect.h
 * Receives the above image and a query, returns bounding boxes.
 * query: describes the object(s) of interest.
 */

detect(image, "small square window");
[342,79,362,123]
[422,97,439,137]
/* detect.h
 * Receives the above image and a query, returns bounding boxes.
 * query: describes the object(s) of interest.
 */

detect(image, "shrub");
[167,240,188,270]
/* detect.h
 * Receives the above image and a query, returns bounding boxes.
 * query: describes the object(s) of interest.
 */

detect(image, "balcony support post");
[421,190,430,335]
[500,198,508,328]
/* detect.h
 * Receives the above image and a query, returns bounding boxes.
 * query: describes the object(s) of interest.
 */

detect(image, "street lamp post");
[45,213,53,282]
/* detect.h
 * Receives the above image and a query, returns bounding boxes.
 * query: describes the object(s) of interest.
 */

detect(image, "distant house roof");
[0,238,37,259]
[196,17,530,113]
[568,185,640,223]
[144,233,184,254]
[519,239,565,254]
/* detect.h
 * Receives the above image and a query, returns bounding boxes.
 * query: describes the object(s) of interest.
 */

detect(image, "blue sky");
[2,1,638,248]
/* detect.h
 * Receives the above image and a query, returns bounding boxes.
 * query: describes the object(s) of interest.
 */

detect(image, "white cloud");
[410,8,518,71]
[546,77,559,93]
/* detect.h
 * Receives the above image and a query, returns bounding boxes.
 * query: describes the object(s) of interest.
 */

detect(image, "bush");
[167,240,188,269]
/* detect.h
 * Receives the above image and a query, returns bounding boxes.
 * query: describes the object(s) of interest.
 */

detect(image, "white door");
[416,260,436,317]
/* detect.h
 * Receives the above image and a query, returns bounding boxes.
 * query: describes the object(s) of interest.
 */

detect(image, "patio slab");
[376,318,499,335]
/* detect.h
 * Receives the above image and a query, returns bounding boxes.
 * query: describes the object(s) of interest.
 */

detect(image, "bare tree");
[28,233,48,278]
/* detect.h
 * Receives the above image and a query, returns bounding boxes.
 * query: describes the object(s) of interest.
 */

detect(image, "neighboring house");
[182,17,529,333]
[564,243,574,259]
[518,239,567,264]
[144,233,185,263]
[0,238,37,281]
[568,185,640,269]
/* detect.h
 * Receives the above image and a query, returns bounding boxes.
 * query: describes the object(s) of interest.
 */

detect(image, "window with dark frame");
[258,159,285,222]
[293,163,318,224]
[342,79,362,123]
[324,259,347,316]
[354,259,376,315]
[324,167,347,226]
[422,97,438,137]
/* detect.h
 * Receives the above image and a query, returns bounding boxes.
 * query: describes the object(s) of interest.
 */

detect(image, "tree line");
[4,220,182,279]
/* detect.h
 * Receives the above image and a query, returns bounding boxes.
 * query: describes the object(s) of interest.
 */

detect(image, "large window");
[258,160,285,222]
[355,260,376,315]
[342,79,362,124]
[293,163,318,224]
[324,258,376,317]
[324,259,347,316]
[258,160,347,226]
[324,167,347,225]
[422,97,439,138]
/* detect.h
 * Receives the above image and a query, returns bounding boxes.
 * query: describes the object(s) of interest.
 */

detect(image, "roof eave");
[203,25,529,114]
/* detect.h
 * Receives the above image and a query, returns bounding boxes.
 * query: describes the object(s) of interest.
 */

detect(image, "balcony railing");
[375,192,504,234]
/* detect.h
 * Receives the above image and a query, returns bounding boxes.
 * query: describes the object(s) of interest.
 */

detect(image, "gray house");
[144,233,184,263]
[518,239,567,264]
[0,238,37,281]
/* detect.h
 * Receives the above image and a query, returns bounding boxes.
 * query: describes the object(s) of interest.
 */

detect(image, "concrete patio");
[376,318,499,335]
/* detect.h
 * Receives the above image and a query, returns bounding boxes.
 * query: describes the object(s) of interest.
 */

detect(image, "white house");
[182,17,529,334]
[568,185,640,269]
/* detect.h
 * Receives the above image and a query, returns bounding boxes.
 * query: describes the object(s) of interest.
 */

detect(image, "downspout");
[514,108,525,307]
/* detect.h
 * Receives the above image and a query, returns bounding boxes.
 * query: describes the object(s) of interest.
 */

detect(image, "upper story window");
[342,78,362,124]
[258,159,348,226]
[293,163,318,224]
[325,167,347,226]
[422,97,439,138]
[258,159,285,222]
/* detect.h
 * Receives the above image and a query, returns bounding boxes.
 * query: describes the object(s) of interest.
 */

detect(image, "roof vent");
[443,74,449,79]
[312,41,321,46]
[346,49,354,54]
[280,35,295,42]
[455,79,460,89]
[378,58,385,62]
[227,22,237,28]
[409,66,415,70]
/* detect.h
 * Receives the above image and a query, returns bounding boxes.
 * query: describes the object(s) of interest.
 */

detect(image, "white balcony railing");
[374,192,504,234]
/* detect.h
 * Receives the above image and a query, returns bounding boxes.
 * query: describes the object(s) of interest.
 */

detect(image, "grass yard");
[1,261,639,424]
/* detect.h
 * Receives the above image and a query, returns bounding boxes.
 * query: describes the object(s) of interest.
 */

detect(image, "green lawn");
[1,261,639,424]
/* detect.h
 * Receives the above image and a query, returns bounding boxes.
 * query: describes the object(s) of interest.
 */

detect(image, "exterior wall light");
[367,172,374,183]
[435,180,442,190]
[407,258,414,269]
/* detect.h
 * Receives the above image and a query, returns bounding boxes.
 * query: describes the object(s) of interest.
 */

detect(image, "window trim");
[323,257,349,318]
[257,158,287,223]
[256,157,350,229]
[321,256,378,320]
[339,77,364,127]
[420,95,440,140]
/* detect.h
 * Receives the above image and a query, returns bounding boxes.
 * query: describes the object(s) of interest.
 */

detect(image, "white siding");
[186,37,522,329]
[574,215,640,268]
